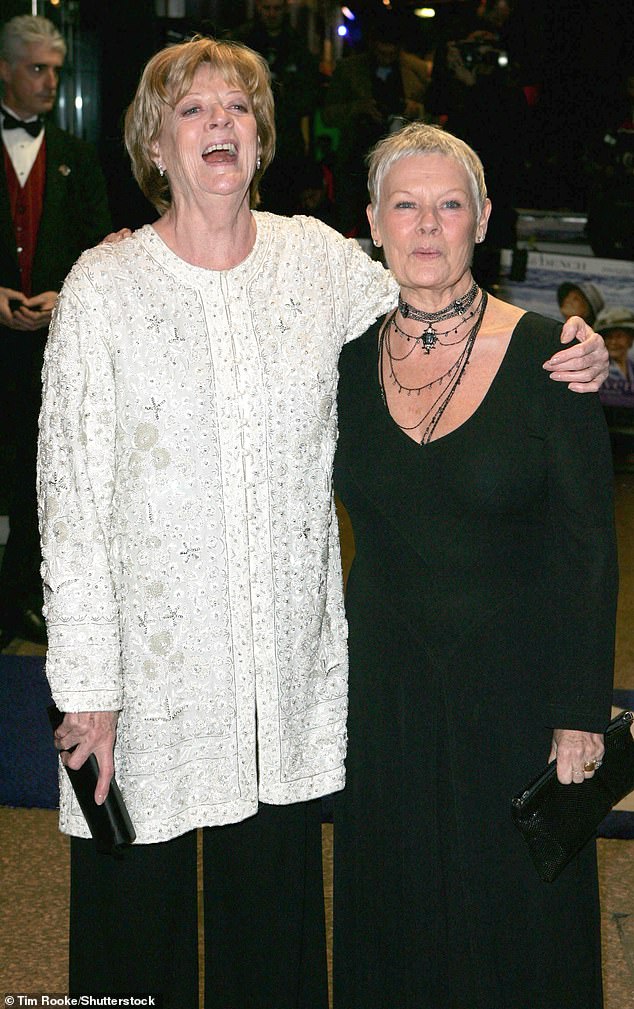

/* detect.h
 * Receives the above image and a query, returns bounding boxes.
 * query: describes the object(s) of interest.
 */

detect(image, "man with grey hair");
[0,14,111,649]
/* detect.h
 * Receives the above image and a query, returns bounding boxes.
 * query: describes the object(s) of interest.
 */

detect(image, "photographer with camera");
[426,1,526,285]
[323,9,430,236]
[426,0,514,116]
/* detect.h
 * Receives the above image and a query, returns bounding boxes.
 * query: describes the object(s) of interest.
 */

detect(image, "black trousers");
[69,800,328,1009]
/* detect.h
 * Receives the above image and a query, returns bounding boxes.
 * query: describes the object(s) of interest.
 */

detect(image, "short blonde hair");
[366,122,487,218]
[125,37,275,213]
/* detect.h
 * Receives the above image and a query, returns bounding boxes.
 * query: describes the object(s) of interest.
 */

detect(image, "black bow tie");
[3,111,43,138]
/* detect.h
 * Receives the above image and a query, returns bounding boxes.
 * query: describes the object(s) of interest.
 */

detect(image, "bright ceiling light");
[414,7,436,17]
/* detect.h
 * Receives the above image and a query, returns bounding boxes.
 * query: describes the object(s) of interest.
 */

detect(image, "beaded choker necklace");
[379,289,488,445]
[398,280,479,353]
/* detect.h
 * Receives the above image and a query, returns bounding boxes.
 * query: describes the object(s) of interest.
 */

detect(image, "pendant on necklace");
[421,325,437,353]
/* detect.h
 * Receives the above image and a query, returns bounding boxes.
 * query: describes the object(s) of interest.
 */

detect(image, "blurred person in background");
[231,0,320,215]
[595,308,634,447]
[426,0,526,284]
[557,281,605,329]
[323,9,430,236]
[596,307,634,396]
[426,0,515,123]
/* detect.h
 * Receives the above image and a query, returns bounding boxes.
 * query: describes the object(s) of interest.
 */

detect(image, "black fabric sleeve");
[540,321,618,732]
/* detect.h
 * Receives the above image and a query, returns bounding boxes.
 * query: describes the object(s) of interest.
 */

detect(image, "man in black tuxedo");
[0,15,111,649]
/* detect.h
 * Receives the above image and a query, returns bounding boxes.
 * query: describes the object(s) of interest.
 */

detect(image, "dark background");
[3,0,634,226]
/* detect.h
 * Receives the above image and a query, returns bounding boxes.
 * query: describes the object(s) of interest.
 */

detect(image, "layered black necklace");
[397,280,480,353]
[379,288,488,445]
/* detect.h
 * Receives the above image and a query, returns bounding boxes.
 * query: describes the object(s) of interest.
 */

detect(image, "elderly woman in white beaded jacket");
[37,36,607,1009]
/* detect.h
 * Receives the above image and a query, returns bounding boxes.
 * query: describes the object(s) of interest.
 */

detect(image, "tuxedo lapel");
[0,145,19,277]
[38,123,70,240]
[33,122,78,292]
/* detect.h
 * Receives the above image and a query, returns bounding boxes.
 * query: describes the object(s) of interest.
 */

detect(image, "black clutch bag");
[511,710,634,883]
[48,705,136,855]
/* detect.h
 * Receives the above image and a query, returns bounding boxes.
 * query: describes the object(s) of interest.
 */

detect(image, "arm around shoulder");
[338,230,397,344]
[543,316,609,391]
[542,335,617,731]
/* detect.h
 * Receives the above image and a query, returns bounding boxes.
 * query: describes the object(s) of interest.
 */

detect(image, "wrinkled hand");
[10,290,58,331]
[101,227,133,245]
[549,728,605,785]
[0,286,27,328]
[54,710,119,804]
[543,317,608,391]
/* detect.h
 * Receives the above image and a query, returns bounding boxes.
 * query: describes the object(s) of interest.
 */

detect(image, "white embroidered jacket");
[38,213,397,842]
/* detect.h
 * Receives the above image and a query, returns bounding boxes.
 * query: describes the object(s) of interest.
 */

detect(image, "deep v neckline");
[375,310,530,450]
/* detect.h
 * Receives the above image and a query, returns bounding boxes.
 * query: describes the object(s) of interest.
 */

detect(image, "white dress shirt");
[1,103,44,185]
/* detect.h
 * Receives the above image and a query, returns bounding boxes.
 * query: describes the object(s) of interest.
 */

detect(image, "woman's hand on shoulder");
[542,316,608,392]
[101,228,133,245]
[54,709,119,804]
[549,728,605,784]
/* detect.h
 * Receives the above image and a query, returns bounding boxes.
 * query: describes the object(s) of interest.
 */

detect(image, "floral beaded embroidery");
[38,213,398,842]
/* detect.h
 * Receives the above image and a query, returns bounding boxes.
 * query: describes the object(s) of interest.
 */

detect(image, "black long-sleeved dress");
[333,312,618,1009]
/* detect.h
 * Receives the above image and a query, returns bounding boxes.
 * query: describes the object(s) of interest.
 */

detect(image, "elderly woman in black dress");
[333,123,617,1009]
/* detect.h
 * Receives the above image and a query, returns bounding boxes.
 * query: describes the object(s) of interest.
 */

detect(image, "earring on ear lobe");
[373,239,381,247]
[157,163,166,177]
[256,156,261,170]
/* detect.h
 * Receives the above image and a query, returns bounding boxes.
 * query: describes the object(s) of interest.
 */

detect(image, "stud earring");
[373,239,381,247]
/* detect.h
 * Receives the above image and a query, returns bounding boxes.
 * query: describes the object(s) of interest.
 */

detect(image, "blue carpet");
[0,655,58,809]
[1,657,633,840]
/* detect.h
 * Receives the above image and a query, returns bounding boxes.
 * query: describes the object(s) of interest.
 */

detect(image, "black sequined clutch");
[511,710,634,882]
[48,705,136,855]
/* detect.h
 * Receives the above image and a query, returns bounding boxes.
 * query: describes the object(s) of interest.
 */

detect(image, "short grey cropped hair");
[0,15,66,64]
[366,122,487,218]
